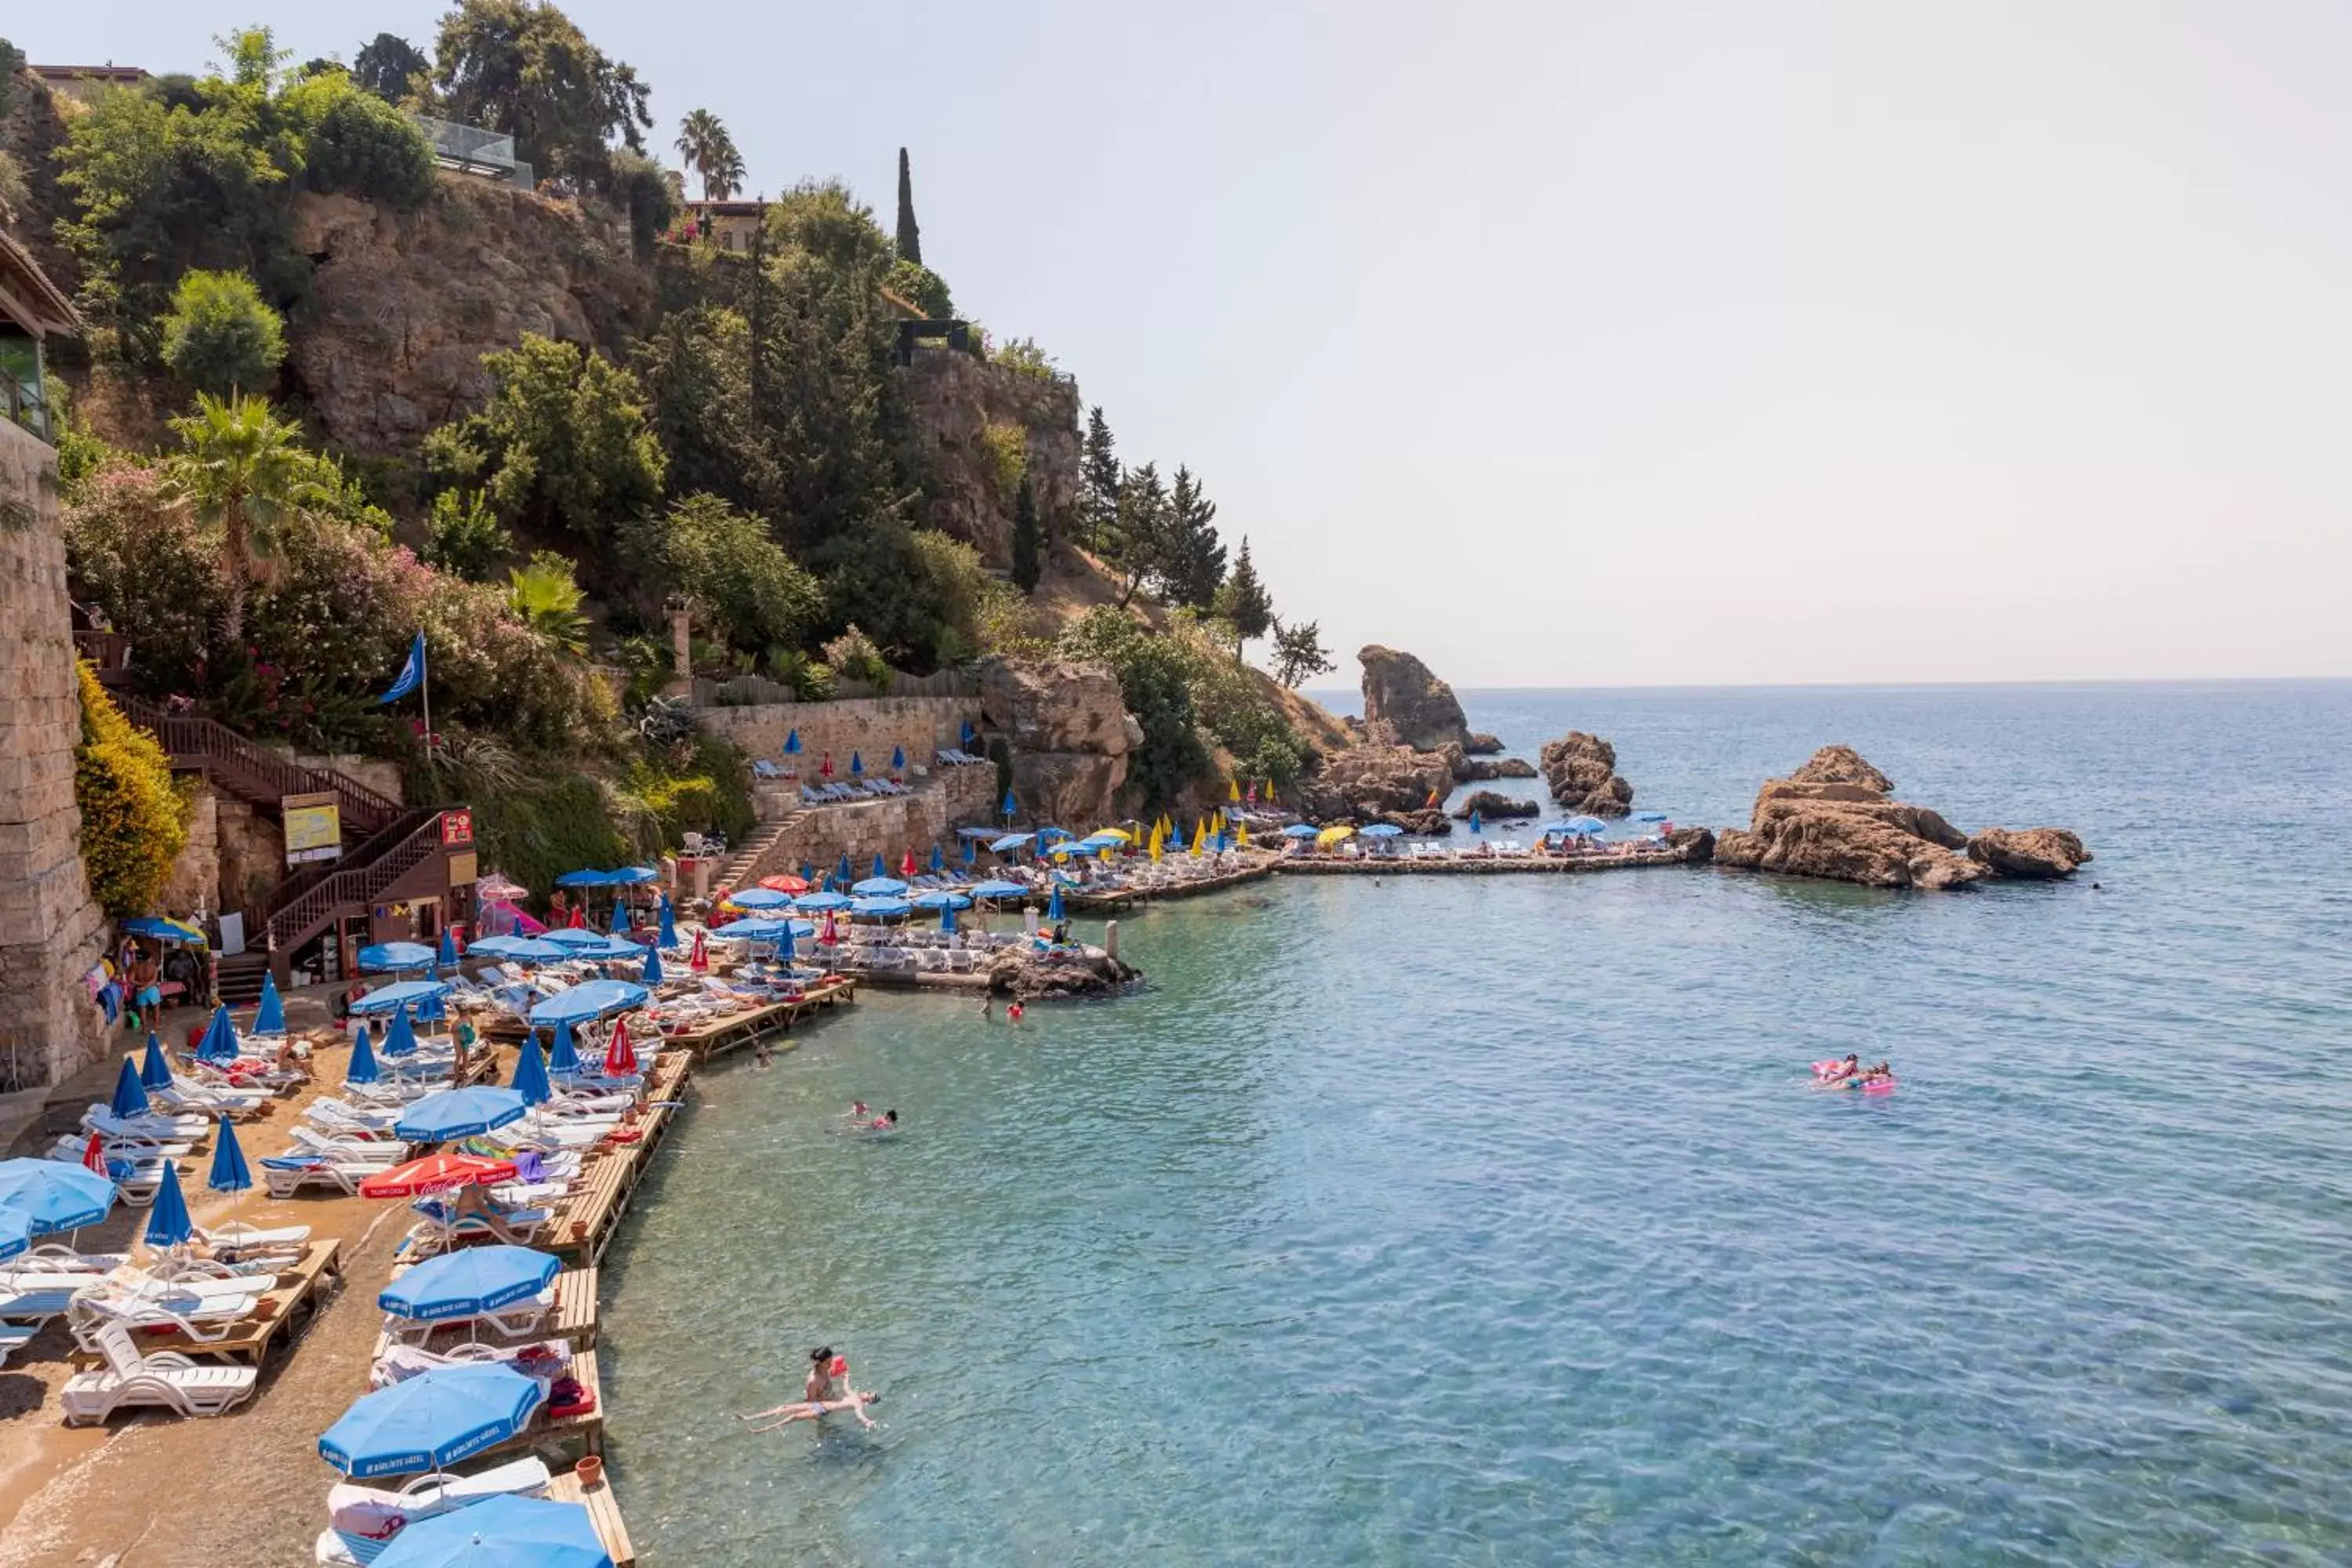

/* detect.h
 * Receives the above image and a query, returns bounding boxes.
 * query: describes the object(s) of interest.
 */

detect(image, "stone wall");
[291,753,405,806]
[0,421,110,1091]
[157,786,222,916]
[728,769,1002,890]
[898,350,1083,565]
[695,695,980,778]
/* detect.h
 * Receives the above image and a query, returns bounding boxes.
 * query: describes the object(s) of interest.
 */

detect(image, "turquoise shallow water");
[603,683,2352,1564]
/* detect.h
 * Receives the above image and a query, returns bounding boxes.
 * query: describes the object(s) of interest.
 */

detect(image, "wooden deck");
[74,1240,343,1368]
[660,975,857,1062]
[547,1470,637,1566]
[543,1051,697,1267]
[1278,845,1699,876]
[372,1266,599,1360]
[473,1345,605,1466]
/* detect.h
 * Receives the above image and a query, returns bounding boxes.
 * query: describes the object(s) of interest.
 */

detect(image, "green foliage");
[675,108,743,201]
[466,773,629,901]
[1058,608,1209,811]
[0,38,20,118]
[165,393,313,641]
[762,645,834,700]
[158,270,286,397]
[428,333,666,547]
[1159,466,1226,609]
[64,463,220,698]
[506,552,590,653]
[48,387,116,503]
[608,150,676,259]
[74,662,191,916]
[351,33,430,103]
[433,0,652,187]
[978,423,1026,499]
[1109,461,1166,608]
[821,623,893,692]
[884,258,951,320]
[0,150,25,227]
[991,338,1061,384]
[1212,535,1274,652]
[1271,619,1335,688]
[1010,473,1043,593]
[423,488,512,579]
[630,304,760,506]
[1078,405,1119,553]
[895,147,922,266]
[293,75,435,208]
[621,735,753,851]
[630,492,823,654]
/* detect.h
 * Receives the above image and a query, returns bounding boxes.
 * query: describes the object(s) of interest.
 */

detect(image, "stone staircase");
[709,811,802,891]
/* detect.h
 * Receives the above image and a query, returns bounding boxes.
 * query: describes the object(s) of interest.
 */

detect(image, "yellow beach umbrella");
[1189,824,1204,857]
[1316,825,1355,847]
[1227,779,1241,802]
[1236,822,1251,848]
[1091,827,1133,843]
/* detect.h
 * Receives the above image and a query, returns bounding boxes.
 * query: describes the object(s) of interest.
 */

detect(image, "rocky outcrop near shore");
[1713,746,2089,889]
[1440,742,1537,783]
[1293,745,1455,828]
[988,945,1140,1000]
[1539,732,1635,816]
[978,656,1139,826]
[1452,789,1540,821]
[1359,645,1478,752]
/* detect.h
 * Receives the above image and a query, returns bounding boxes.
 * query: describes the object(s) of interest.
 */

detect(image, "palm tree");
[506,555,590,655]
[165,393,311,646]
[674,109,745,202]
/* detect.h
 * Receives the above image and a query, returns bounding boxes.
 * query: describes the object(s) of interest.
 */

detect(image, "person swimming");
[1822,1053,1860,1081]
[848,1101,869,1119]
[1859,1061,1893,1085]
[862,1109,899,1131]
[1007,1002,1024,1024]
[743,1391,881,1432]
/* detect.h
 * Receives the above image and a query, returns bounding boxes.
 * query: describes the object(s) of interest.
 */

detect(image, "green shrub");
[470,774,630,902]
[158,269,286,398]
[627,493,822,655]
[885,257,952,319]
[423,488,511,580]
[991,337,1061,383]
[821,624,893,692]
[74,662,191,916]
[285,71,434,208]
[64,462,223,697]
[978,423,1026,499]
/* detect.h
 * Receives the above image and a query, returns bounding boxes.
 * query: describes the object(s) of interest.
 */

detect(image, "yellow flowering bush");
[74,662,191,916]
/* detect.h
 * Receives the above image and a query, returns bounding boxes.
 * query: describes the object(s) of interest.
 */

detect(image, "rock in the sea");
[1452,789,1540,821]
[1439,742,1537,782]
[987,946,1139,1000]
[1788,745,1893,792]
[1666,827,1716,862]
[1294,746,1455,825]
[1967,827,2092,879]
[1463,732,1506,756]
[1538,731,1635,816]
[1358,645,1475,752]
[977,655,1136,824]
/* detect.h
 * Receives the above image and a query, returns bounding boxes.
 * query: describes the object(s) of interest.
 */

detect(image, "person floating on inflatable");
[1813,1055,1895,1093]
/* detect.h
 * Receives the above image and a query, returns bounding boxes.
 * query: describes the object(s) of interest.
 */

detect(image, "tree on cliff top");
[1159,466,1226,611]
[158,269,286,399]
[352,32,430,103]
[895,147,922,265]
[1213,536,1274,658]
[433,0,652,186]
[1270,619,1335,688]
[676,108,744,201]
[1010,473,1043,593]
[1110,462,1168,610]
[1080,406,1119,552]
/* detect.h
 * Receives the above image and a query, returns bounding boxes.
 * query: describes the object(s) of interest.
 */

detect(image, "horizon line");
[1302,674,2352,695]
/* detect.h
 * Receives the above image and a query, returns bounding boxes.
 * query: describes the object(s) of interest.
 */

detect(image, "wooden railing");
[249,809,448,958]
[117,695,402,837]
[72,629,131,684]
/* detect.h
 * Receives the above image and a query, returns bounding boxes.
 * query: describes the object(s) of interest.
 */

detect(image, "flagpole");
[418,630,432,757]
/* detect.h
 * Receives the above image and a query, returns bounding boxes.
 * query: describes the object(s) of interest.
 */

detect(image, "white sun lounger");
[306,1099,406,1136]
[0,1284,82,1321]
[195,1220,311,1256]
[370,1337,572,1389]
[68,1285,267,1349]
[315,1457,553,1565]
[154,1081,274,1116]
[263,1154,399,1199]
[59,1320,260,1425]
[0,1323,38,1365]
[80,1107,210,1142]
[292,1126,414,1162]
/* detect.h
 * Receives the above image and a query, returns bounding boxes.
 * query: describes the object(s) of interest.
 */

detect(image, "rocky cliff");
[1713,746,2091,890]
[1292,745,1454,833]
[899,352,1081,568]
[1358,645,1477,752]
[977,655,1138,826]
[287,185,658,455]
[1539,731,1635,816]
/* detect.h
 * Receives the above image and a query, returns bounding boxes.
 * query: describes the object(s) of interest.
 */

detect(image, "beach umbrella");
[109,1056,151,1120]
[350,980,452,1017]
[820,913,840,945]
[416,989,447,1025]
[837,852,853,884]
[79,1133,108,1178]
[358,1152,518,1201]
[1469,810,1482,834]
[604,1019,637,1077]
[394,1087,528,1144]
[1170,824,1189,853]
[902,849,917,878]
[567,904,586,929]
[659,893,678,949]
[910,890,971,911]
[1279,824,1318,840]
[527,979,650,1026]
[1316,826,1355,846]
[849,896,913,918]
[437,929,459,969]
[0,1159,115,1234]
[1091,827,1134,844]
[728,887,793,909]
[0,1210,28,1265]
[689,929,708,972]
[604,898,626,936]
[1002,787,1017,821]
[939,904,958,936]
[850,751,865,779]
[641,946,665,986]
[758,874,811,895]
[1361,824,1405,839]
[372,1494,612,1568]
[511,1038,552,1106]
[717,917,812,942]
[970,880,1028,900]
[140,1030,173,1091]
[466,935,568,964]
[794,891,851,913]
[963,838,976,867]
[542,928,618,951]
[1237,822,1251,848]
[784,728,801,757]
[961,720,978,750]
[931,844,945,873]
[990,833,1033,854]
[1047,885,1065,923]
[347,1023,382,1087]
[379,1245,561,1323]
[544,935,639,962]
[318,1363,547,1479]
[891,744,906,773]
[1563,815,1609,837]
[358,942,437,974]
[853,877,909,897]
[554,869,614,887]
[142,1161,194,1249]
[122,916,207,946]
[208,1116,252,1200]
[777,920,797,962]
[821,751,834,779]
[868,853,885,880]
[381,1007,419,1059]
[1229,779,1241,802]
[547,1020,582,1076]
[252,973,287,1036]
[196,1004,240,1065]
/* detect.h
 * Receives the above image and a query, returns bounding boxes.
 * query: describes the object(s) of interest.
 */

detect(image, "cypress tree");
[1080,406,1120,552]
[1214,535,1275,656]
[1011,473,1044,592]
[895,147,922,265]
[1160,466,1227,610]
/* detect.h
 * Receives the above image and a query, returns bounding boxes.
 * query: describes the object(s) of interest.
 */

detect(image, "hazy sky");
[27,2,2352,684]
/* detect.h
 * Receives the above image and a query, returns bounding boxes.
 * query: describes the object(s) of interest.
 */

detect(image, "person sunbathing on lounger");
[740,1390,880,1431]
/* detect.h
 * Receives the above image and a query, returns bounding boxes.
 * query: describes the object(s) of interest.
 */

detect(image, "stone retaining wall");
[695,695,981,780]
[729,768,1001,888]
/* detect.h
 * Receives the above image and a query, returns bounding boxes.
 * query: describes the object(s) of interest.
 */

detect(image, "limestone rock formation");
[1358,646,1475,752]
[1452,789,1540,821]
[1463,732,1506,756]
[1666,827,1717,863]
[898,350,1081,568]
[988,946,1139,1000]
[1714,746,2087,890]
[1967,827,2093,879]
[1293,746,1455,826]
[1449,751,1538,783]
[1538,732,1635,816]
[977,656,1136,825]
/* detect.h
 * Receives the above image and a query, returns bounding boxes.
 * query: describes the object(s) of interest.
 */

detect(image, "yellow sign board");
[283,792,342,866]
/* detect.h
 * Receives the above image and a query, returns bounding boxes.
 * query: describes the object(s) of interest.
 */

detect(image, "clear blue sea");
[603,683,2352,1564]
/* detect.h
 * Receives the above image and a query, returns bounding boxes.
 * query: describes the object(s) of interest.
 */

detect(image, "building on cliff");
[1,229,78,442]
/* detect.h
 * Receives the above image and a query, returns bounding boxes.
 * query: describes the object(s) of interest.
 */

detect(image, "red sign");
[441,810,474,848]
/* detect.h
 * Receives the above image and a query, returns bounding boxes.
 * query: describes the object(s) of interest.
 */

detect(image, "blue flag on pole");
[377,631,426,705]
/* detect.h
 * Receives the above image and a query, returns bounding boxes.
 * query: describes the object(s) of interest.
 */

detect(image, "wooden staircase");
[710,811,801,891]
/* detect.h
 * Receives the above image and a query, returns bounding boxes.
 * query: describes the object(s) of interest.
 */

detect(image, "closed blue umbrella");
[778,920,797,962]
[379,1246,561,1323]
[511,1038,551,1106]
[437,928,458,968]
[1470,810,1482,834]
[853,877,909,896]
[1002,787,1017,820]
[372,1494,612,1568]
[963,838,976,867]
[783,728,801,756]
[608,899,629,935]
[891,745,906,772]
[799,862,816,884]
[658,893,678,949]
[358,942,437,974]
[208,1116,252,1199]
[871,853,887,879]
[939,904,959,936]
[837,853,853,884]
[641,946,664,986]
[526,979,649,1026]
[727,888,793,909]
[960,720,977,750]
[930,844,944,873]
[394,1087,528,1144]
[318,1363,546,1479]
[1047,885,1065,923]
[347,1023,381,1087]
[109,1056,150,1119]
[547,1020,582,1076]
[139,1030,173,1091]
[850,751,865,778]
[196,1004,240,1065]
[0,1160,115,1234]
[381,1007,419,1058]
[143,1160,194,1248]
[252,973,287,1036]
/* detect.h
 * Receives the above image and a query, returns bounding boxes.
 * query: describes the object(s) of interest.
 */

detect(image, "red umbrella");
[901,850,916,877]
[758,874,810,894]
[359,1152,518,1200]
[820,913,840,945]
[81,1132,107,1177]
[820,752,834,779]
[567,905,586,929]
[604,1018,638,1076]
[688,929,708,972]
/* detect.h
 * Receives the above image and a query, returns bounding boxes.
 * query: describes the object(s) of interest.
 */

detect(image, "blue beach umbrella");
[1047,885,1065,923]
[836,853,853,885]
[394,1087,528,1144]
[1470,810,1482,834]
[372,1494,612,1568]
[716,917,812,942]
[140,1030,173,1091]
[552,935,641,962]
[726,888,793,909]
[1563,815,1609,837]
[547,1020,582,1076]
[197,1004,240,1065]
[358,942,437,974]
[850,751,865,778]
[350,980,452,1018]
[318,1363,547,1479]
[1002,787,1018,821]
[849,896,913,918]
[608,900,629,935]
[252,973,287,1036]
[930,844,944,873]
[969,880,1028,900]
[122,916,206,946]
[379,1246,561,1323]
[347,1024,382,1087]
[416,989,447,1025]
[1279,824,1319,840]
[143,1160,194,1248]
[891,745,906,772]
[799,862,816,884]
[989,833,1033,855]
[1361,824,1404,840]
[553,869,608,887]
[0,1210,28,1265]
[466,935,568,964]
[909,890,971,911]
[541,928,613,951]
[960,720,977,750]
[853,877,909,896]
[109,1056,151,1119]
[437,929,459,969]
[0,1160,116,1234]
[963,838,976,867]
[659,894,678,949]
[381,1007,419,1059]
[871,853,887,879]
[209,1116,252,1199]
[510,1038,552,1107]
[939,904,958,935]
[783,729,801,757]
[641,946,664,986]
[526,979,649,1026]
[1170,824,1189,853]
[793,891,851,913]
[778,920,797,961]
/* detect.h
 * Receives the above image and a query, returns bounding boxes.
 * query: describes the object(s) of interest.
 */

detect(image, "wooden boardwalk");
[548,1470,636,1566]
[544,1052,695,1266]
[72,1240,343,1368]
[473,1345,605,1467]
[661,975,857,1062]
[1280,847,1697,876]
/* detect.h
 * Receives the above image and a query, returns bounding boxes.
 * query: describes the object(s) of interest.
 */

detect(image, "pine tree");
[1271,619,1335,687]
[1159,466,1227,610]
[1080,405,1120,552]
[895,147,922,265]
[1213,535,1275,657]
[1112,462,1167,609]
[1010,472,1044,592]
